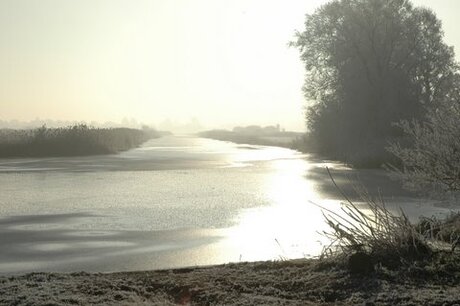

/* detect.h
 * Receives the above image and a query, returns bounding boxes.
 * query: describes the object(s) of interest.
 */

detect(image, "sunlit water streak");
[0,135,452,273]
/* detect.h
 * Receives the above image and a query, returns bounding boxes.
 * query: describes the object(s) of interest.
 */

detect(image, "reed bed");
[0,124,159,158]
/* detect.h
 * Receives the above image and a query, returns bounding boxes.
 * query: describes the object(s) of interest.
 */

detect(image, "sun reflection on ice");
[233,146,299,162]
[223,158,341,262]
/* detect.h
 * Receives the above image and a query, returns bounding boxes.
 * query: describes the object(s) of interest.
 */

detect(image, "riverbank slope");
[2,255,460,305]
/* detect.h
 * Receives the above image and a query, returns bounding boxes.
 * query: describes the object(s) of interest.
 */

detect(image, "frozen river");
[0,135,451,274]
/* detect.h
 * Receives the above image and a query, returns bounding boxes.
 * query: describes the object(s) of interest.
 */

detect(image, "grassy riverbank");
[0,125,163,158]
[2,253,460,305]
[198,129,303,149]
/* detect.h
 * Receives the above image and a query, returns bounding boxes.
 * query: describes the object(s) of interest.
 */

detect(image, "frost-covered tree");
[291,0,458,166]
[387,76,460,197]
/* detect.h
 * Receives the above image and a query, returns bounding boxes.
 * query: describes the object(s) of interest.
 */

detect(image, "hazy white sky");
[1,0,459,131]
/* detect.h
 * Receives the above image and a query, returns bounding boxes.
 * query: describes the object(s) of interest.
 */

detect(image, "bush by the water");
[387,94,460,197]
[0,124,159,157]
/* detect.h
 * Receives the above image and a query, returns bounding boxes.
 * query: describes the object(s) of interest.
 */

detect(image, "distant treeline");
[198,125,303,149]
[0,124,164,158]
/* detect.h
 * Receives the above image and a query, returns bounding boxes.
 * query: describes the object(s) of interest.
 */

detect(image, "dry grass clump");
[418,212,460,251]
[317,168,432,271]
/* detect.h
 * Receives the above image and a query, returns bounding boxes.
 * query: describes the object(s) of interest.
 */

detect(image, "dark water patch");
[0,213,223,274]
[305,165,418,201]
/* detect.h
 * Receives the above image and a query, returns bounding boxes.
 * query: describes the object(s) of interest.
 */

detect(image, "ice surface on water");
[0,136,451,273]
